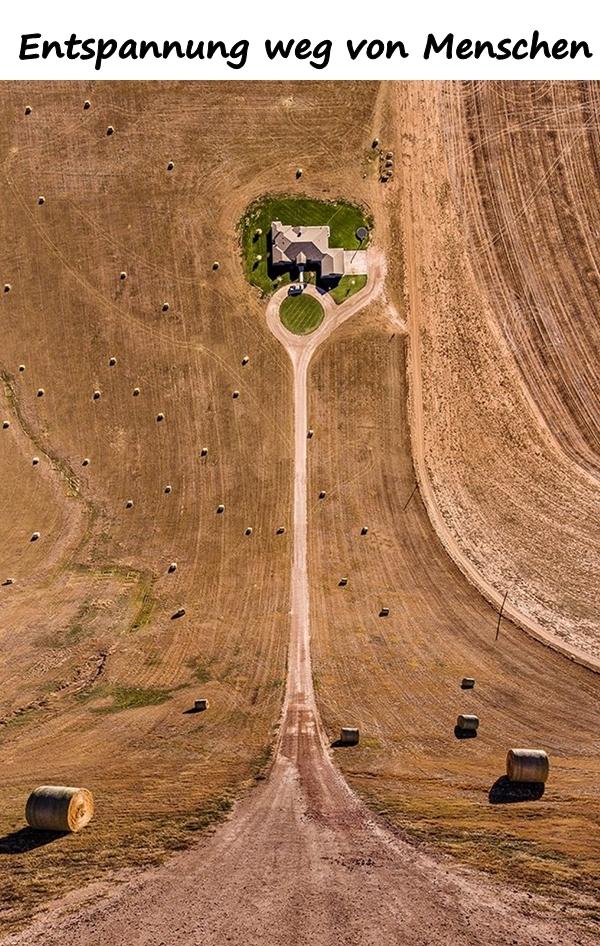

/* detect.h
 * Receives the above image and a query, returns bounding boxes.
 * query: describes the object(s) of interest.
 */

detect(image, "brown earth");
[0,80,598,942]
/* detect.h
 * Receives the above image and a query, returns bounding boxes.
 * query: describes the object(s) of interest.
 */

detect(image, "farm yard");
[0,80,599,945]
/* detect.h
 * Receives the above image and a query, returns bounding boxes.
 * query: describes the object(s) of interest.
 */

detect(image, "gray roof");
[271,221,346,276]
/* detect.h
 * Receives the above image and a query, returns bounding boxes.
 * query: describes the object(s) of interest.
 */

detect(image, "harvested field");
[309,312,600,908]
[0,79,599,943]
[396,82,600,663]
[0,79,379,932]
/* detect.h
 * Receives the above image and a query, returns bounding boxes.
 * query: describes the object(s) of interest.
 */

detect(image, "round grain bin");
[26,785,94,833]
[340,727,359,746]
[456,714,479,732]
[506,749,549,784]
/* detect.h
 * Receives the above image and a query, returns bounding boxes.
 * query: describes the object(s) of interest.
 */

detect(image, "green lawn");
[240,195,371,299]
[279,294,325,335]
[328,274,368,304]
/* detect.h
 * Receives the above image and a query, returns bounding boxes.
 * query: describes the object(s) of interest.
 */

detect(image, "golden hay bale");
[241,356,249,366]
[168,562,177,573]
[461,677,475,689]
[109,356,117,367]
[24,105,32,115]
[340,727,359,745]
[32,456,39,466]
[18,365,25,372]
[83,100,91,110]
[2,421,9,429]
[506,749,549,783]
[167,161,174,171]
[244,527,253,536]
[457,714,479,732]
[319,490,327,499]
[194,698,209,712]
[200,447,208,457]
[361,526,369,535]
[4,283,11,293]
[26,785,94,833]
[37,196,45,205]
[106,126,114,136]
[338,577,348,587]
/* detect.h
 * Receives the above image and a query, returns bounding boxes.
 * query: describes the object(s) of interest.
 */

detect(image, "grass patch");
[95,685,172,713]
[240,194,371,297]
[279,294,324,335]
[328,274,368,305]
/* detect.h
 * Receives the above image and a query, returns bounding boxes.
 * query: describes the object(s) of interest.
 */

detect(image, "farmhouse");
[271,221,367,278]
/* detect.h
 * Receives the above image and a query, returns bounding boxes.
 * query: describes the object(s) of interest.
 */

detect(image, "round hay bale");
[200,447,208,457]
[82,458,90,467]
[168,562,177,573]
[93,390,101,400]
[133,387,140,397]
[506,749,549,784]
[361,526,369,536]
[2,578,15,586]
[295,167,303,178]
[26,785,94,833]
[4,283,11,293]
[31,531,40,541]
[164,485,172,494]
[37,196,45,206]
[32,456,39,466]
[340,727,359,745]
[338,577,348,587]
[83,100,91,110]
[171,607,186,620]
[232,390,240,399]
[307,429,314,439]
[156,412,165,422]
[166,161,174,171]
[216,504,225,514]
[24,105,32,115]
[461,677,475,689]
[319,490,326,499]
[194,698,209,712]
[457,714,479,732]
[212,261,220,271]
[125,499,134,509]
[241,356,249,366]
[37,388,45,397]
[2,420,9,429]
[18,365,25,372]
[119,271,127,281]
[106,126,114,136]
[109,356,117,367]
[244,527,253,536]
[162,302,170,312]
[276,526,286,535]
[379,607,389,617]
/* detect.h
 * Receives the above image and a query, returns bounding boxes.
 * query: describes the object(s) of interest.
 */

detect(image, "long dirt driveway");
[4,250,594,946]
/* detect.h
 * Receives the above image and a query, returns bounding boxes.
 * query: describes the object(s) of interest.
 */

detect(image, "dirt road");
[5,251,595,946]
